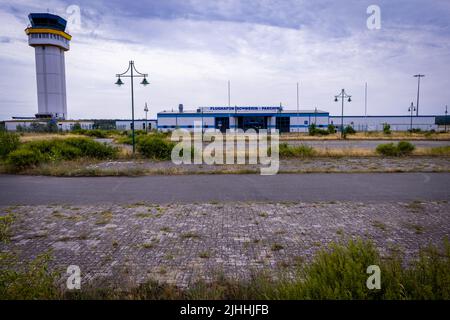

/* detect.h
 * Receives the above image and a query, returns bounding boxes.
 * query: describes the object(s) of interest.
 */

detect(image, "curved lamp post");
[115,61,149,154]
[334,89,352,138]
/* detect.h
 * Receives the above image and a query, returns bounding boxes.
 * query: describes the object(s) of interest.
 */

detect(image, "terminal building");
[157,105,443,133]
[157,105,329,133]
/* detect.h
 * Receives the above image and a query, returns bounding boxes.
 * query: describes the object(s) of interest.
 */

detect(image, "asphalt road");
[0,173,449,205]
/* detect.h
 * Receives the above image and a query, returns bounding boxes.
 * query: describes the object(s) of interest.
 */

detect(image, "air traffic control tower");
[25,13,72,119]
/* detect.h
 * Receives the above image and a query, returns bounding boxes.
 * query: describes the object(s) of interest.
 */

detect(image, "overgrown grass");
[1,238,449,299]
[0,252,60,299]
[114,131,169,145]
[428,146,450,156]
[279,143,315,158]
[0,213,15,243]
[14,160,146,177]
[19,133,80,143]
[72,129,112,138]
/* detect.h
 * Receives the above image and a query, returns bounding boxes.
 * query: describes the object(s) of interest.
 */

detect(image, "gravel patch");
[86,157,450,174]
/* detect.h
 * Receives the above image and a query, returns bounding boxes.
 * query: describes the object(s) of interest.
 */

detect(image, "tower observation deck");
[25,13,72,119]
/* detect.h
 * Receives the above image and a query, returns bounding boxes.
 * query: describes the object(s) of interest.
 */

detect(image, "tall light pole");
[414,74,425,116]
[115,61,149,154]
[445,105,448,133]
[408,102,416,133]
[334,89,352,138]
[296,82,300,134]
[365,82,368,131]
[228,80,231,108]
[201,107,204,141]
[144,102,149,133]
[314,107,317,125]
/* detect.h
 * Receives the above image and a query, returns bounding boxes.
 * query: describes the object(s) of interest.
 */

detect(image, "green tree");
[328,124,336,134]
[72,122,82,131]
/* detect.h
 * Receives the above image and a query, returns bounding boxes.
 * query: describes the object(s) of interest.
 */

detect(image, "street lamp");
[334,89,352,138]
[413,74,425,116]
[314,107,317,125]
[115,60,149,154]
[445,105,448,133]
[144,102,149,133]
[408,102,416,133]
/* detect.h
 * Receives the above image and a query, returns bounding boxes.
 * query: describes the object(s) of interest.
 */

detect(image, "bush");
[7,149,43,169]
[137,136,175,160]
[279,143,315,158]
[6,137,117,170]
[327,124,336,134]
[115,130,151,145]
[397,141,415,156]
[54,144,82,160]
[308,124,329,136]
[343,125,356,135]
[383,123,391,134]
[376,143,397,156]
[73,129,109,138]
[83,129,108,138]
[0,132,20,159]
[72,123,82,131]
[376,141,415,156]
[296,239,381,299]
[61,137,117,159]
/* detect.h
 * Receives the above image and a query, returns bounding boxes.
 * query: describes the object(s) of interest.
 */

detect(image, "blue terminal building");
[157,105,329,133]
[157,104,441,133]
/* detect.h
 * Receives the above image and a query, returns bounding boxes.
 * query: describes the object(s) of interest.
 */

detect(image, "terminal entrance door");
[215,117,230,133]
[276,117,290,133]
[237,116,268,132]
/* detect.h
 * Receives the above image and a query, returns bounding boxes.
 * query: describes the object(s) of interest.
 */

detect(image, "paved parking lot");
[2,200,449,288]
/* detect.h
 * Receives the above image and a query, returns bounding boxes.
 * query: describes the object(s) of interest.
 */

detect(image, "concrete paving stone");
[1,200,449,288]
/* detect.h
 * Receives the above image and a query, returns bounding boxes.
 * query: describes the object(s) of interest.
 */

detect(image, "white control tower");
[25,13,72,119]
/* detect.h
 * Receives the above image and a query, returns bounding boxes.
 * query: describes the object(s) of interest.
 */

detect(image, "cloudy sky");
[0,0,449,120]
